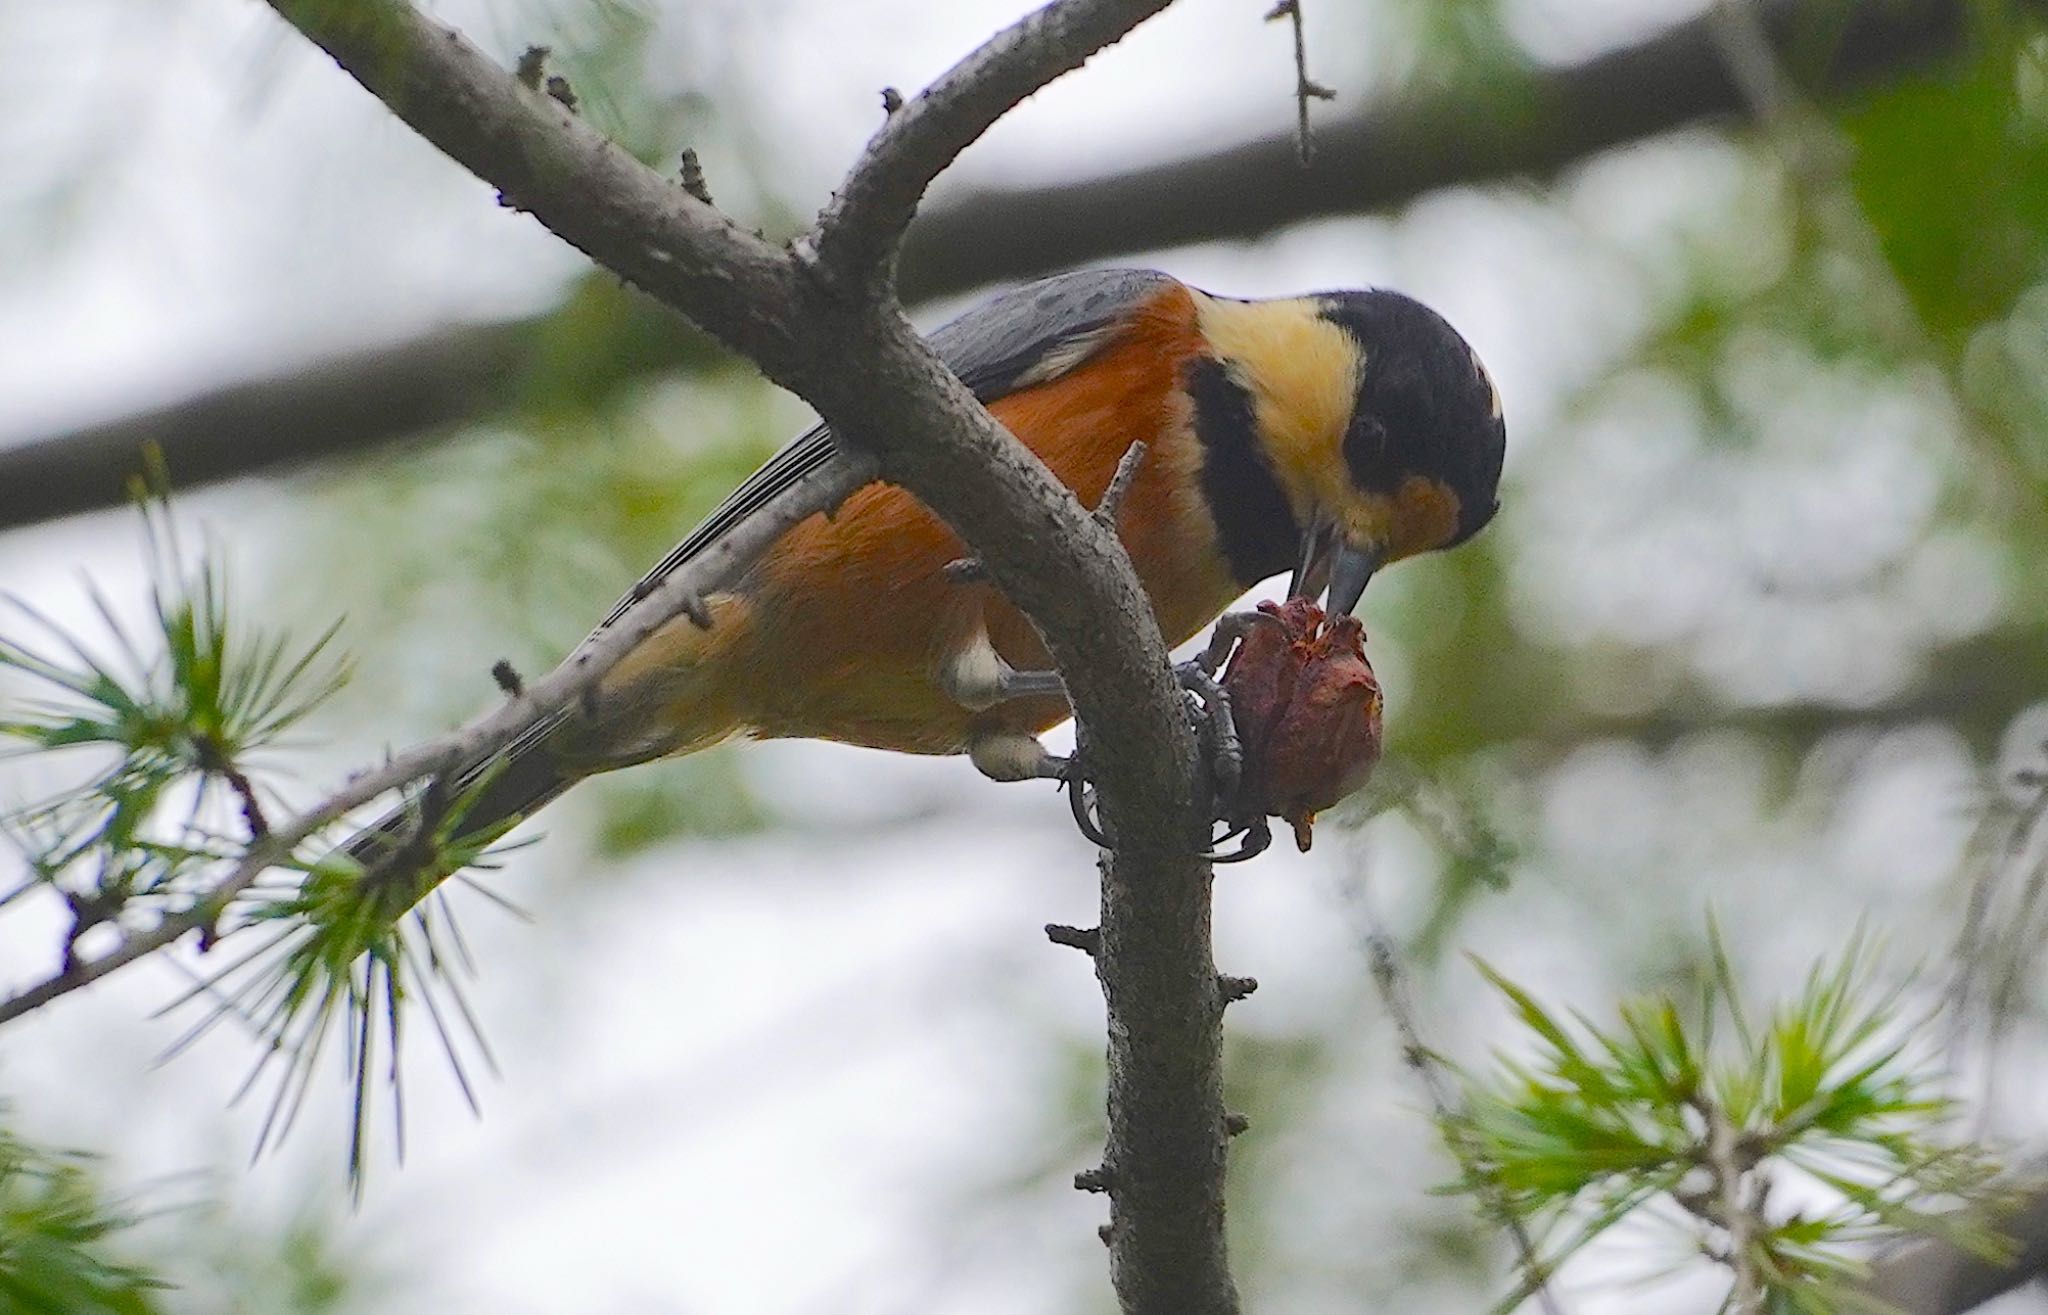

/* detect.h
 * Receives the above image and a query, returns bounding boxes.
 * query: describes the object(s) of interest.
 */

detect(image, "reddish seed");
[1222,599,1385,852]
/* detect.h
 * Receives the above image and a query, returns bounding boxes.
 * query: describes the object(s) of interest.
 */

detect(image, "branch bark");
[1859,1172,2048,1313]
[7,1,1242,1309]
[0,0,1990,536]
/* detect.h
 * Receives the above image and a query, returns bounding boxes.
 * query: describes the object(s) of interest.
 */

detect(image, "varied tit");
[353,267,1505,854]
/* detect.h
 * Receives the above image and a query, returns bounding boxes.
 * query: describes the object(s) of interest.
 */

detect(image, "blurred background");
[2,0,2046,1310]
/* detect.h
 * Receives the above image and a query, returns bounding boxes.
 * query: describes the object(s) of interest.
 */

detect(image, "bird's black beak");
[1287,517,1337,603]
[1287,516,1382,616]
[1325,541,1380,617]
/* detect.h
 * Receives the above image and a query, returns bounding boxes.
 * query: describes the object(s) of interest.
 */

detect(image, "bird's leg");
[939,631,1066,711]
[1064,734,1112,848]
[965,728,1113,848]
[946,603,1286,858]
[1175,660,1243,818]
[939,438,1149,713]
[968,729,1068,783]
[943,632,1083,813]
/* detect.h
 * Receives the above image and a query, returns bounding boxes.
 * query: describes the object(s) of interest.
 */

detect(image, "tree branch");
[262,0,803,371]
[897,0,1981,290]
[0,0,1990,536]
[810,0,1172,286]
[1859,1172,2048,1313]
[0,449,876,1027]
[11,1,1242,1309]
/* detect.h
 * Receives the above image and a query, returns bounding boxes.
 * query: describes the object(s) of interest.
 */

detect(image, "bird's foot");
[960,608,1289,860]
[1181,609,1290,861]
[1175,658,1243,822]
[1205,816,1273,864]
[1188,607,1286,679]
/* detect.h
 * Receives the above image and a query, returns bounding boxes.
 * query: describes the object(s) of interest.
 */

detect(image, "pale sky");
[6,2,2028,1312]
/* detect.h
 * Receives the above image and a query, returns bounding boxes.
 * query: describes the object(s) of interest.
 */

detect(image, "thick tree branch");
[1859,1173,2048,1313]
[811,0,1174,285]
[0,0,1991,536]
[262,0,803,370]
[0,305,724,530]
[11,1,1241,1309]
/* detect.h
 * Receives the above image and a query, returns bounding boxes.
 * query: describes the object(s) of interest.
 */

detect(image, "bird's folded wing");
[592,267,1177,634]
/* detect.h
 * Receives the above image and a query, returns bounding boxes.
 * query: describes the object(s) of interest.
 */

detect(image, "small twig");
[678,149,713,207]
[879,86,904,114]
[1217,973,1258,1003]
[1357,904,1568,1315]
[1264,0,1335,165]
[1075,1165,1116,1193]
[513,44,548,89]
[544,74,578,112]
[192,731,271,841]
[59,891,120,972]
[810,0,1179,285]
[221,765,270,841]
[1093,439,1147,530]
[1695,1093,1765,1313]
[0,453,875,1029]
[490,659,524,698]
[1046,923,1100,954]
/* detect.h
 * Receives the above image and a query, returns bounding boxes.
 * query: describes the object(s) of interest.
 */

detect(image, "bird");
[352,267,1506,865]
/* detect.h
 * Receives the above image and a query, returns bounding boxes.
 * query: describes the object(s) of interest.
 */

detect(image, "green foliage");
[0,487,347,955]
[0,1123,164,1315]
[1841,14,2048,351]
[163,1204,383,1315]
[1448,930,2007,1312]
[0,505,345,778]
[161,776,525,1195]
[0,1115,389,1315]
[0,490,515,1188]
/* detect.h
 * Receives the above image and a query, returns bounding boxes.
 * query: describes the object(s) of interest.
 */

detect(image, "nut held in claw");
[1222,599,1384,851]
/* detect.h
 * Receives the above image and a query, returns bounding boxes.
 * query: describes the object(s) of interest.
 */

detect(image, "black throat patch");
[1185,356,1299,588]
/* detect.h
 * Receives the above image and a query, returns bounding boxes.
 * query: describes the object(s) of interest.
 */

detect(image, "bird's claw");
[1060,746,1113,848]
[1175,658,1243,817]
[1206,817,1272,864]
[1058,610,1287,860]
[1182,611,1285,860]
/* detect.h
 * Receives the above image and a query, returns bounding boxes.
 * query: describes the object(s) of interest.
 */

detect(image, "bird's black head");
[1289,289,1506,614]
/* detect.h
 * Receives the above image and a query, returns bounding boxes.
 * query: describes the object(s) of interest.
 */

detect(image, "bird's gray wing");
[593,267,1176,630]
[933,266,1176,397]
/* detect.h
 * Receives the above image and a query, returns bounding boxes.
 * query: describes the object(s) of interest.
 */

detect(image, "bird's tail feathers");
[342,732,572,875]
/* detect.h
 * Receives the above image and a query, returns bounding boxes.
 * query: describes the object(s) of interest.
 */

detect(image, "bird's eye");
[1341,411,1388,488]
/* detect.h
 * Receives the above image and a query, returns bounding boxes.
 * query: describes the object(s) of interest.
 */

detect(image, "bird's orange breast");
[664,282,1247,756]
